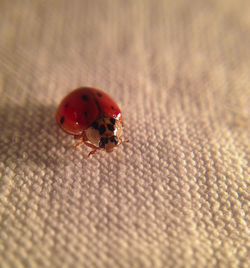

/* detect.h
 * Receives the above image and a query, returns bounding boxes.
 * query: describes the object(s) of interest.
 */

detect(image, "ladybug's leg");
[74,135,85,140]
[83,142,99,150]
[75,139,84,147]
[119,138,129,145]
[74,132,101,156]
[87,149,98,157]
[74,132,88,147]
[83,142,101,157]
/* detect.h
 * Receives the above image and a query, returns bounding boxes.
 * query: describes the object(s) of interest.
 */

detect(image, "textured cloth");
[0,0,249,267]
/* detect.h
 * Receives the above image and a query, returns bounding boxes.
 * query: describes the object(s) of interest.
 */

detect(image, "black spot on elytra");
[92,121,99,129]
[111,106,114,110]
[64,103,69,108]
[99,125,106,135]
[84,111,88,117]
[97,92,102,97]
[107,124,114,131]
[81,95,88,101]
[110,118,115,125]
[60,116,65,124]
[110,136,118,145]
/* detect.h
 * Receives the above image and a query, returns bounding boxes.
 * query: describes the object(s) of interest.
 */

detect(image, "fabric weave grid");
[0,0,249,267]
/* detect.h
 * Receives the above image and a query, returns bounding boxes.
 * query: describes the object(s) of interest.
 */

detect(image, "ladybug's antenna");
[119,139,129,145]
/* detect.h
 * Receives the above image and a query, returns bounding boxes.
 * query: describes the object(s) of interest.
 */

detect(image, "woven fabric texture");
[0,0,249,267]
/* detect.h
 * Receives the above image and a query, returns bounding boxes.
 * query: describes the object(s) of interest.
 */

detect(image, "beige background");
[0,0,249,267]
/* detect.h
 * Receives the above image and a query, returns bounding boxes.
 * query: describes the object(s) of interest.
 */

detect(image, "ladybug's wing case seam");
[89,88,122,121]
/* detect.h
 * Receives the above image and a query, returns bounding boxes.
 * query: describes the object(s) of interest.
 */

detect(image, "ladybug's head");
[85,117,123,152]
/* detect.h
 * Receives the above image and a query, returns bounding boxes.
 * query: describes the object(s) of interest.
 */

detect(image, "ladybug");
[56,87,127,156]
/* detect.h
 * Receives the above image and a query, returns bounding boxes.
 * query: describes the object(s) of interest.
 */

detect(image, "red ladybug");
[56,87,127,156]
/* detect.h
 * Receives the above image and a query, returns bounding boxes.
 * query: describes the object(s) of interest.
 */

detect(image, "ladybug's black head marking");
[107,124,114,131]
[99,136,118,148]
[99,138,105,148]
[99,137,108,148]
[99,125,106,135]
[85,117,123,152]
[110,118,115,125]
[110,136,118,145]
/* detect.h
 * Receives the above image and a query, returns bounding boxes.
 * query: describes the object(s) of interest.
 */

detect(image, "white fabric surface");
[0,0,249,267]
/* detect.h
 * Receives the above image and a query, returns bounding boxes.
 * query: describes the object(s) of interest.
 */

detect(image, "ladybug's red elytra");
[56,87,127,156]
